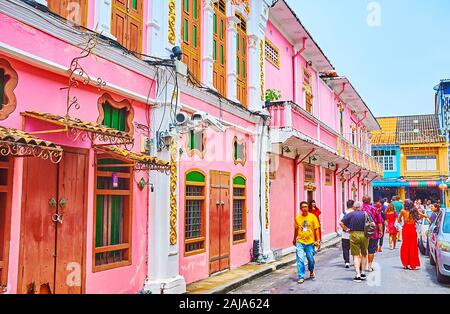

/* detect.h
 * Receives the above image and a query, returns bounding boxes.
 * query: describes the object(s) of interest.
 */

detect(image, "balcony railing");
[269,101,383,176]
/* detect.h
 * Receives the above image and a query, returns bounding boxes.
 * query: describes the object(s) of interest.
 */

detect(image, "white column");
[226,14,239,102]
[202,0,214,88]
[143,81,185,293]
[94,0,115,39]
[247,34,261,111]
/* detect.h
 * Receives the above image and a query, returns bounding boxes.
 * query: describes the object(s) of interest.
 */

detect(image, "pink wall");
[178,94,255,285]
[269,156,295,250]
[265,21,294,102]
[1,54,151,293]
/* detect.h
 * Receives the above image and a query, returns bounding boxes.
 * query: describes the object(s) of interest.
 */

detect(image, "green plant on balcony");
[265,89,282,103]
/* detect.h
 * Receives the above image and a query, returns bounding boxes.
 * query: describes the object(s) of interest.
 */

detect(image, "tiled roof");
[0,126,62,150]
[21,111,133,142]
[396,114,445,145]
[97,146,170,172]
[371,117,397,145]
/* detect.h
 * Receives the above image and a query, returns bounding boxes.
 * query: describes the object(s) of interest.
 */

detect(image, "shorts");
[350,231,368,257]
[368,238,378,254]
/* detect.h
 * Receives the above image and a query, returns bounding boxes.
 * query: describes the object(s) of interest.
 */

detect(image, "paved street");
[230,237,450,294]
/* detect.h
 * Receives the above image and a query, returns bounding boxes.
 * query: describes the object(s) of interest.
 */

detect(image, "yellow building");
[372,114,449,206]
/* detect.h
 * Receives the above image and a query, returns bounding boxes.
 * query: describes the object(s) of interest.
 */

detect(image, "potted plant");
[265,89,282,108]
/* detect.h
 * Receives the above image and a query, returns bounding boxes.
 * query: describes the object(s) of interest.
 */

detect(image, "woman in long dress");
[385,204,398,250]
[397,199,430,270]
[309,200,322,241]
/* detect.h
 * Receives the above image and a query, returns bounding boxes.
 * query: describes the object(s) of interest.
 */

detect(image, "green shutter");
[110,195,121,245]
[186,171,205,183]
[220,20,224,39]
[189,130,195,150]
[233,176,246,186]
[95,195,104,247]
[193,25,197,48]
[234,141,238,160]
[184,0,189,12]
[213,40,217,60]
[213,14,217,34]
[184,19,189,42]
[132,0,137,10]
[102,103,111,127]
[193,0,197,19]
[220,45,224,64]
[242,60,245,78]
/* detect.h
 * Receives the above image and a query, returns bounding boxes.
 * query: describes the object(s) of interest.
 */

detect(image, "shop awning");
[373,180,445,188]
[21,111,133,146]
[0,126,63,163]
[96,146,170,174]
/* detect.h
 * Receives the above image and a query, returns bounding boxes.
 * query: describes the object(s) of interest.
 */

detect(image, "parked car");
[418,210,433,255]
[428,208,450,284]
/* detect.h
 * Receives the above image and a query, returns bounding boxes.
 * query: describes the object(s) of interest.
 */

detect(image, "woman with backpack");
[362,196,384,272]
[397,199,430,270]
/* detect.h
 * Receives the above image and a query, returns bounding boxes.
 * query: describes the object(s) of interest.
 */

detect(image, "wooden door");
[47,0,88,26]
[19,157,58,294]
[209,171,230,274]
[181,0,201,80]
[18,150,87,294]
[0,157,13,289]
[111,0,143,52]
[54,150,87,294]
[213,0,226,96]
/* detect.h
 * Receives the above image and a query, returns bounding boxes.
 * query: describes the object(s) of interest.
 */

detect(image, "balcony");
[269,101,383,176]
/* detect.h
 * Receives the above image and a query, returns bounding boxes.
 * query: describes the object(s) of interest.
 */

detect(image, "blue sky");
[286,0,450,117]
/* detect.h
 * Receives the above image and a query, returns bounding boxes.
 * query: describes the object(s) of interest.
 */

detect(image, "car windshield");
[443,211,450,234]
[424,211,433,225]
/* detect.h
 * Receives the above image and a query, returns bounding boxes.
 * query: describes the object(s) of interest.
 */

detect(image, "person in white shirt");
[339,200,355,268]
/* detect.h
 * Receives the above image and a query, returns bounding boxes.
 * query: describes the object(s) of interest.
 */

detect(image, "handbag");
[394,220,402,231]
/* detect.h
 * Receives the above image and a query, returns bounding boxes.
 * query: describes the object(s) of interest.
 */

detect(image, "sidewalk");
[186,236,342,294]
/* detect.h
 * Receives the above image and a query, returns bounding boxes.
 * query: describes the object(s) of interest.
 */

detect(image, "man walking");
[293,201,321,284]
[339,200,355,268]
[362,195,384,272]
[341,201,368,283]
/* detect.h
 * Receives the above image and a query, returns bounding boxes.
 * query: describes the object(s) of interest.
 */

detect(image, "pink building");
[0,0,382,294]
[266,0,382,255]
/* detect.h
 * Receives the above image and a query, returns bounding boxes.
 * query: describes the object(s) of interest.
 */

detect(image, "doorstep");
[185,235,342,294]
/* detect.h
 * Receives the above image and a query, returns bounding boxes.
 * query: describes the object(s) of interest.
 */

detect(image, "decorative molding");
[0,58,18,120]
[168,0,176,45]
[169,136,178,246]
[97,93,135,137]
[233,136,246,166]
[186,129,207,159]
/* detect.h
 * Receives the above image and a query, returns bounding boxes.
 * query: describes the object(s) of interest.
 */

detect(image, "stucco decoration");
[97,93,135,137]
[260,39,265,101]
[231,0,250,14]
[168,0,176,45]
[0,58,18,121]
[169,136,178,245]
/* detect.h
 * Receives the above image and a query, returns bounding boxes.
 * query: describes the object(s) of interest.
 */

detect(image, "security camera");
[170,46,183,61]
[205,115,227,133]
[192,111,207,121]
[175,112,191,126]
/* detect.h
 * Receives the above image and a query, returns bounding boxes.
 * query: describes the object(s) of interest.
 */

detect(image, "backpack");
[364,211,376,238]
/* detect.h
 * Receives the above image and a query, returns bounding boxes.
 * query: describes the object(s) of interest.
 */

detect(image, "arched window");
[0,58,18,121]
[213,0,227,96]
[184,170,206,255]
[97,93,134,136]
[236,13,247,107]
[93,155,133,271]
[232,175,246,243]
[182,0,201,81]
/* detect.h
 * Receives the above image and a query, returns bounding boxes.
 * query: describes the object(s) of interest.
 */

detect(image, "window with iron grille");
[265,39,280,68]
[94,156,133,271]
[233,176,246,243]
[185,170,206,255]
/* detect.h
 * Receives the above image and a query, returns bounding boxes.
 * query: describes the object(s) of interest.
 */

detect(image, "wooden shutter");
[47,0,88,26]
[182,0,201,81]
[236,14,247,107]
[213,0,226,96]
[111,0,143,53]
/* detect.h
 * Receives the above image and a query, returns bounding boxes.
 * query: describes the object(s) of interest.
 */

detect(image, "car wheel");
[418,238,426,255]
[436,257,450,284]
[430,252,436,266]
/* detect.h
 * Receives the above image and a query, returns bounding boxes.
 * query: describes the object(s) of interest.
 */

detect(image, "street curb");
[206,236,342,294]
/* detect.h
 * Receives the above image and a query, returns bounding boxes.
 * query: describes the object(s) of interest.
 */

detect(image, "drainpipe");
[334,168,338,232]
[293,38,308,104]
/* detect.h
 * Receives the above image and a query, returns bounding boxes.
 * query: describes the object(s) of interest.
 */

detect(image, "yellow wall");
[400,143,448,179]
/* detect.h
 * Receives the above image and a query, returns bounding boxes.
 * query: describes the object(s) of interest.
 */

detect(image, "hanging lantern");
[439,183,448,191]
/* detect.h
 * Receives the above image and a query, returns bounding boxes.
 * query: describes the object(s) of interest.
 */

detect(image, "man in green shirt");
[391,195,403,241]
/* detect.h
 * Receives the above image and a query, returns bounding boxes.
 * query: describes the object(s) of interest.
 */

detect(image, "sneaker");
[360,274,367,280]
[368,267,374,272]
[378,247,383,252]
[310,272,316,280]
[345,263,350,269]
[297,279,305,284]
[353,276,362,283]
